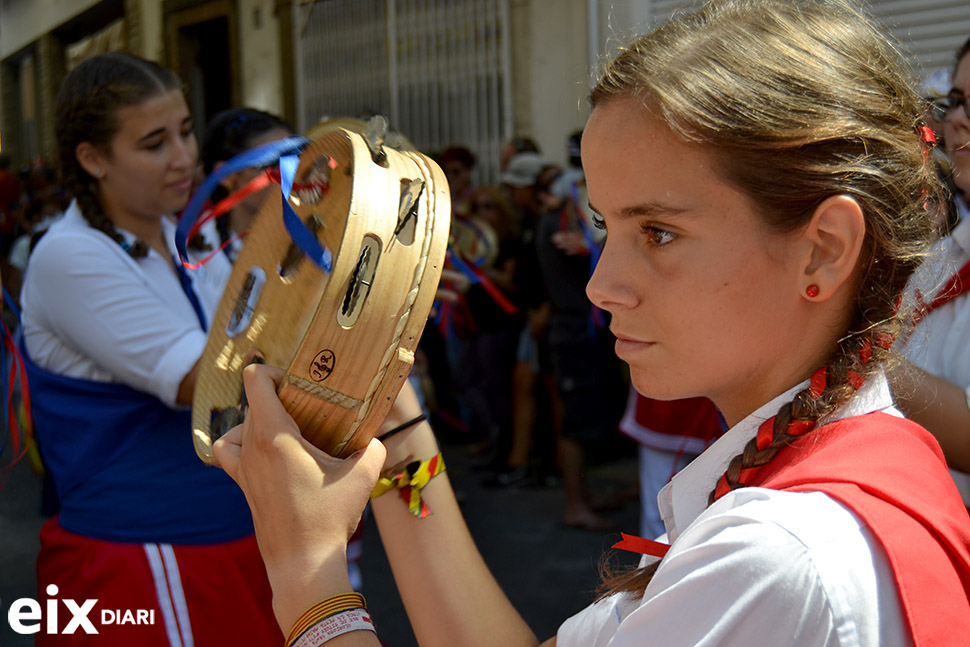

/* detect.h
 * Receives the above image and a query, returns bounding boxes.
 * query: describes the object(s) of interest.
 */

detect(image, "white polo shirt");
[21,201,231,408]
[557,375,907,647]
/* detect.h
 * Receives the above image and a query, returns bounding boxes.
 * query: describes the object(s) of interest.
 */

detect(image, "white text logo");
[6,585,155,635]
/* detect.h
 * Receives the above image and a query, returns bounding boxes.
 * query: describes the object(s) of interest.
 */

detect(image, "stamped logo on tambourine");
[310,350,336,381]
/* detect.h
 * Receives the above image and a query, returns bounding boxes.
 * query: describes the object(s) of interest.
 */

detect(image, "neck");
[714,299,854,429]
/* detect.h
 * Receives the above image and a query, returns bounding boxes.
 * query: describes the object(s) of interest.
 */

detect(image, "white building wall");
[0,0,101,58]
[527,0,590,165]
[237,0,283,115]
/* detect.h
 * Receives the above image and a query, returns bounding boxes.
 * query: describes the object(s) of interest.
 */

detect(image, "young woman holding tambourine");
[218,1,970,645]
[20,52,279,645]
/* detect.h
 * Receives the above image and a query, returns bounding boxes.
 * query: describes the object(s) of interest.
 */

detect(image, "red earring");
[806,284,820,298]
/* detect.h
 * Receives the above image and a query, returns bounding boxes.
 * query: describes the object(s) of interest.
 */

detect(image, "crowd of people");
[2,0,970,644]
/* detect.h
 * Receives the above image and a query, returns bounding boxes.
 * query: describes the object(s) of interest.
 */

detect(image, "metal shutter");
[645,0,970,76]
[296,0,511,184]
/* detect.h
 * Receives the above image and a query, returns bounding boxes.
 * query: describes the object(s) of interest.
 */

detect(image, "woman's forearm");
[891,360,970,472]
[372,391,538,647]
[371,464,538,647]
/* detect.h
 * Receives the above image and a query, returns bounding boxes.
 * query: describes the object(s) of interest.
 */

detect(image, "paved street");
[0,438,641,646]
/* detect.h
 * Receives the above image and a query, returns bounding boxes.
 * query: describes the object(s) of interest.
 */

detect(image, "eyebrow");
[135,116,193,146]
[587,201,690,219]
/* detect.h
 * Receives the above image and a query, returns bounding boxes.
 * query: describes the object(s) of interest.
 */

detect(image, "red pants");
[35,518,282,646]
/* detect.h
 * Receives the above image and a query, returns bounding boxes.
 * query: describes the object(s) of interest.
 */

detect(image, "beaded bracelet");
[286,592,371,646]
[370,451,446,518]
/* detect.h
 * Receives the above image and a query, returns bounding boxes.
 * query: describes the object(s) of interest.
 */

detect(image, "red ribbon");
[1,316,32,487]
[612,532,671,558]
[756,418,773,452]
[809,367,827,400]
[180,164,334,270]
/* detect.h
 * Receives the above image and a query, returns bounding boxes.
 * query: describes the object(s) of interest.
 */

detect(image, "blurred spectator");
[535,166,625,530]
[441,146,478,218]
[198,107,293,263]
[550,129,585,201]
[455,185,524,465]
[5,191,66,304]
[465,151,562,485]
[0,155,21,253]
[499,136,540,173]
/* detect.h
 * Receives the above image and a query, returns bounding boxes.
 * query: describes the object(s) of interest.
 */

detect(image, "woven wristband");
[291,608,376,647]
[286,592,368,646]
[370,451,446,518]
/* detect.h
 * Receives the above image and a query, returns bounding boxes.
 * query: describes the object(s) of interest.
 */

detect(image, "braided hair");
[591,0,943,598]
[199,107,292,250]
[54,52,183,258]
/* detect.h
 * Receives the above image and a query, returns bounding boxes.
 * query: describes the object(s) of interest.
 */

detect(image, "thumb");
[349,438,388,486]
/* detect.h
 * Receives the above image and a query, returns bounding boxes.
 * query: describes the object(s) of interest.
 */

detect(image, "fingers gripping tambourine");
[178,118,450,464]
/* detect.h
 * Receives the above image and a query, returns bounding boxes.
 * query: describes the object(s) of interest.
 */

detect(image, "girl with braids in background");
[213,1,970,646]
[20,52,280,644]
[197,107,293,263]
[893,35,970,503]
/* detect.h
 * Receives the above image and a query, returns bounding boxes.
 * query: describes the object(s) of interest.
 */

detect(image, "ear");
[799,194,866,301]
[75,142,107,180]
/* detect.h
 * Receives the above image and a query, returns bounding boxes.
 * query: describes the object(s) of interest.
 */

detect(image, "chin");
[629,370,698,402]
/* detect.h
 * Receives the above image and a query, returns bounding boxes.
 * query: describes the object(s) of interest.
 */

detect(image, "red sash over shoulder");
[748,412,970,646]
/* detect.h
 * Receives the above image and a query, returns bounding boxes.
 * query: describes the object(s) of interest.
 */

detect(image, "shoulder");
[30,204,126,266]
[623,488,904,646]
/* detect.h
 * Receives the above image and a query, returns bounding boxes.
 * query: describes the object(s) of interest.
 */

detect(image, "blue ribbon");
[447,251,481,286]
[175,135,332,273]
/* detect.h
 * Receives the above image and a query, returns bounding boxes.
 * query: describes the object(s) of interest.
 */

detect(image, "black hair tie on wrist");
[376,414,428,442]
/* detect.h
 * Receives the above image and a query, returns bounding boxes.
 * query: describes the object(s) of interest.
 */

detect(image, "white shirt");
[896,200,970,503]
[21,202,231,408]
[557,375,907,647]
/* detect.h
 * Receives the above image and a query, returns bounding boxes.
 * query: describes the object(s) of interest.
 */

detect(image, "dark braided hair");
[199,107,292,250]
[54,52,183,258]
[591,0,942,598]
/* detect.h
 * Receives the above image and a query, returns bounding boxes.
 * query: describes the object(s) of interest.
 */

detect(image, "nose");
[172,132,198,171]
[586,239,637,312]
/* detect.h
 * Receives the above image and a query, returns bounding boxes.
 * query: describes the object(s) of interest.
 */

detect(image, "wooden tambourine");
[189,120,450,464]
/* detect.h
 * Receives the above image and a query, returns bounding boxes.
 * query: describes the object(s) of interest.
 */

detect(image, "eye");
[590,213,606,231]
[640,224,677,247]
[144,139,164,151]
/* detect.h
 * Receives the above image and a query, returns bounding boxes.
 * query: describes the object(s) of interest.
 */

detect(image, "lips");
[612,330,655,358]
[169,178,193,192]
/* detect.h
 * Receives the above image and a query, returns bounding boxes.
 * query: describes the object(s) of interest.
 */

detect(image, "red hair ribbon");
[715,474,732,500]
[612,532,671,558]
[918,125,937,162]
[786,419,815,437]
[847,369,865,390]
[756,419,774,452]
[859,338,872,364]
[809,367,827,400]
[876,333,895,350]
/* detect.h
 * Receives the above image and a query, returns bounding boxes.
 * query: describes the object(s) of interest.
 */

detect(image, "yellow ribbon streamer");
[371,452,445,518]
